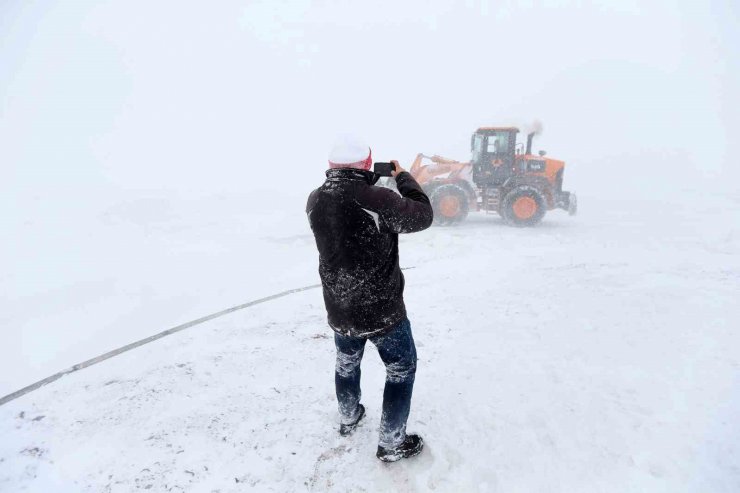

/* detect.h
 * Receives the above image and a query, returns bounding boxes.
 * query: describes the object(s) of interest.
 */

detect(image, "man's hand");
[391,160,406,178]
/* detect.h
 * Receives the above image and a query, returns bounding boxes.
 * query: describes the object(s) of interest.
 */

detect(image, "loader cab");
[471,127,518,187]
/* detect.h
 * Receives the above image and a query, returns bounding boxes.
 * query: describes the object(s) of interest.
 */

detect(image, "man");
[306,136,433,462]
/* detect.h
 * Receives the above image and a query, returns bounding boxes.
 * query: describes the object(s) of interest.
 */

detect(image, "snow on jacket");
[306,168,433,338]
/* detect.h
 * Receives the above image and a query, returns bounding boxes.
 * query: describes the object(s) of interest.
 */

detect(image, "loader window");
[486,133,509,154]
[472,134,484,161]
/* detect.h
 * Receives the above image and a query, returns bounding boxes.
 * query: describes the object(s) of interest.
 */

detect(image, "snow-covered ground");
[1,188,320,396]
[2,187,739,492]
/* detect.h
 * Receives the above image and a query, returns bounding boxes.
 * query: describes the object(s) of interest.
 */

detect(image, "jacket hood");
[326,168,380,185]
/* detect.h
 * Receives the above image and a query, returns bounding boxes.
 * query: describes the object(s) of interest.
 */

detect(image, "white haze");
[1,1,738,390]
[2,2,740,490]
[2,0,738,198]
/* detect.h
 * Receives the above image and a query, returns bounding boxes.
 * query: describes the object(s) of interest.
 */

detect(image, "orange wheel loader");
[409,126,577,227]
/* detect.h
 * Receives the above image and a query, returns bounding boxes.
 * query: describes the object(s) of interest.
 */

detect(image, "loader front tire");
[430,184,469,226]
[502,186,546,227]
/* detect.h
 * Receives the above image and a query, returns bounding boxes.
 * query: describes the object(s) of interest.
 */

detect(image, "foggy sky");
[1,0,738,203]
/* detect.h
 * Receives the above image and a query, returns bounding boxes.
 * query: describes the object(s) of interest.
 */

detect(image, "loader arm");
[410,153,426,176]
[428,154,463,165]
[410,153,472,187]
[411,153,466,174]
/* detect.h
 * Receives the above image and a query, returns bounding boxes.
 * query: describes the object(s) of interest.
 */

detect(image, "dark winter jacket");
[306,168,433,338]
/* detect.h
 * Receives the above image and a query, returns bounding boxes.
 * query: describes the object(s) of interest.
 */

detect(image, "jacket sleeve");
[372,172,433,234]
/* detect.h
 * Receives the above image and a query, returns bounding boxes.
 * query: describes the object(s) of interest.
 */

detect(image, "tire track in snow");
[0,268,416,407]
[0,283,322,406]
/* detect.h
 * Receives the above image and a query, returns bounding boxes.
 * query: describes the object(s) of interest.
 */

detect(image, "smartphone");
[373,162,396,177]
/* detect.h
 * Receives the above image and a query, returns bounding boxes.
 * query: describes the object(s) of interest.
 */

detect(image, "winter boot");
[376,434,424,462]
[339,404,365,436]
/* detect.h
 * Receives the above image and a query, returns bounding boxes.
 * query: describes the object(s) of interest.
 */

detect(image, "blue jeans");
[334,318,417,448]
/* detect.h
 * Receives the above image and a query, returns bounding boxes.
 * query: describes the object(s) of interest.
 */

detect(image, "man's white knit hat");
[328,134,372,170]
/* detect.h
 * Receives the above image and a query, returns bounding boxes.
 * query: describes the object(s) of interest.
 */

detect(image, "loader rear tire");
[501,186,546,227]
[430,184,469,226]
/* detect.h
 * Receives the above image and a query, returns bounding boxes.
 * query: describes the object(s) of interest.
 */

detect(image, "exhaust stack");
[526,132,535,155]
[524,120,542,155]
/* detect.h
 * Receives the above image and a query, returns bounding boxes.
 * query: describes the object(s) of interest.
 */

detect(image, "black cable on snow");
[0,283,322,407]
